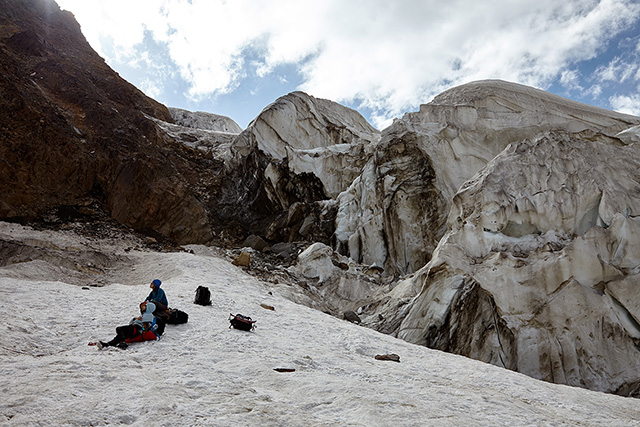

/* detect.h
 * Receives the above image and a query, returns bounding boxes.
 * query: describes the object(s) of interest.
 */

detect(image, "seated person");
[98,301,158,349]
[146,299,169,336]
[146,279,168,307]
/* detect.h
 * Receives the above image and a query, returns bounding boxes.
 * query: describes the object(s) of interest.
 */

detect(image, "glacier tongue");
[246,81,640,395]
[216,80,640,395]
[334,80,640,277]
[389,131,640,394]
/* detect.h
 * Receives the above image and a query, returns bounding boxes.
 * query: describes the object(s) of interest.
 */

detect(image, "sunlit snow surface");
[1,222,639,426]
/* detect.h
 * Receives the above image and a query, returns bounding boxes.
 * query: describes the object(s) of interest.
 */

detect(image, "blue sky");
[56,0,640,130]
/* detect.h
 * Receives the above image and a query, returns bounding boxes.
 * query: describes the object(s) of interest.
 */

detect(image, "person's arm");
[161,290,168,306]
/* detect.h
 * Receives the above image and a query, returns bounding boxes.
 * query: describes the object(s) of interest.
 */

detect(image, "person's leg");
[103,325,137,347]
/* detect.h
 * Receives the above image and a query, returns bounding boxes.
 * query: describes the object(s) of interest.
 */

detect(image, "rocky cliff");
[0,0,214,244]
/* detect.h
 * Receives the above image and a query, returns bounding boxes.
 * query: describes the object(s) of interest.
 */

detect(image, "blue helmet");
[152,279,161,288]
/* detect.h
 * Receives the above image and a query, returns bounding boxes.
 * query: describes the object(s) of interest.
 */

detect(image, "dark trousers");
[107,324,139,346]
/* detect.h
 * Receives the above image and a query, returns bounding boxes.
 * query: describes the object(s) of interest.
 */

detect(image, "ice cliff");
[335,80,640,276]
[339,82,640,395]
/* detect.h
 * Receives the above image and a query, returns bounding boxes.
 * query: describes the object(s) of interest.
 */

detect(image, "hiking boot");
[97,341,109,350]
[116,342,128,350]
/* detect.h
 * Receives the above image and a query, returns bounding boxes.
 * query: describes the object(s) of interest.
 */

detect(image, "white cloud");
[58,0,640,125]
[139,78,162,99]
[58,0,164,60]
[594,57,638,83]
[610,93,640,115]
[586,84,603,98]
[560,70,583,91]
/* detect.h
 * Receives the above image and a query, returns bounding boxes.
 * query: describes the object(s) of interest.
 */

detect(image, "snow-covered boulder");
[289,242,391,315]
[292,242,343,282]
[382,131,640,395]
[335,80,640,275]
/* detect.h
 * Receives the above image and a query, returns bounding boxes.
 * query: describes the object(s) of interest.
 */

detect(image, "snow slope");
[1,222,639,426]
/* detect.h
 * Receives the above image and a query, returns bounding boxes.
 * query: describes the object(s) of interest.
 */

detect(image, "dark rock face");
[0,0,213,244]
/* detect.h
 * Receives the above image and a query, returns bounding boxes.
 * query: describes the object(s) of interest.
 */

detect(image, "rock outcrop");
[0,0,215,244]
[335,80,640,276]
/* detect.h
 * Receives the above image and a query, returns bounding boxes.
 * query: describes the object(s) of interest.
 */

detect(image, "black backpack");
[194,286,212,306]
[167,308,189,324]
[229,313,256,331]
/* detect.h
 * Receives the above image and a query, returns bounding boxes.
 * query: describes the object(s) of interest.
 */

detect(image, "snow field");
[1,245,640,426]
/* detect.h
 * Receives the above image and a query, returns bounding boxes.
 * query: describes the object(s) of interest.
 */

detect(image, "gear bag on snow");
[229,313,256,331]
[194,286,212,306]
[167,308,189,324]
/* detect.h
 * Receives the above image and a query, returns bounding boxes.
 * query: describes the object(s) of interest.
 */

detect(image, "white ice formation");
[150,108,243,160]
[339,81,640,395]
[169,107,242,133]
[230,91,380,200]
[335,80,640,276]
